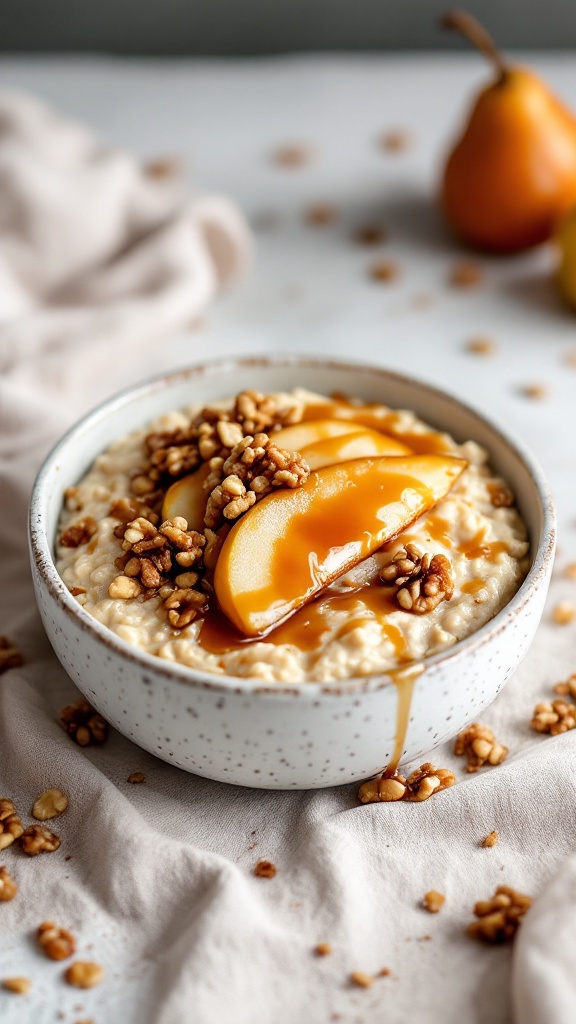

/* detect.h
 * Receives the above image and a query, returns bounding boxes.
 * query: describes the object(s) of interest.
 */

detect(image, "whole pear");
[442,11,576,253]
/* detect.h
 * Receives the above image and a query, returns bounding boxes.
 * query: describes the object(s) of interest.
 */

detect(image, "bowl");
[29,356,555,790]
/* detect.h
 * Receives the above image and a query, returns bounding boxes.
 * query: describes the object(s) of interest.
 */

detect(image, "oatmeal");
[56,389,529,683]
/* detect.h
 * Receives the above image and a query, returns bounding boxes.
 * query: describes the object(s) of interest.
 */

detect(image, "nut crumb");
[271,144,312,169]
[20,824,61,856]
[304,203,337,226]
[350,971,373,988]
[355,225,386,246]
[32,789,68,821]
[553,601,575,625]
[0,799,23,850]
[358,762,455,803]
[520,383,548,401]
[0,636,23,674]
[2,977,31,995]
[254,859,276,879]
[454,723,508,773]
[370,259,399,283]
[379,129,410,152]
[449,260,483,288]
[65,962,104,989]
[466,337,495,357]
[315,943,332,956]
[467,885,532,943]
[422,890,445,913]
[37,921,76,961]
[482,831,499,848]
[0,866,17,901]
[60,699,108,747]
[127,772,145,784]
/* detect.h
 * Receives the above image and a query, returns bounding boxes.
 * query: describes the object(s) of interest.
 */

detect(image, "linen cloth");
[0,89,575,1024]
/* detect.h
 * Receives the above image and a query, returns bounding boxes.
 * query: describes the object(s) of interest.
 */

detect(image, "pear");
[442,10,576,252]
[214,454,467,636]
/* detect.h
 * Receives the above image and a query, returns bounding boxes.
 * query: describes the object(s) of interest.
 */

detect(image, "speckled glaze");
[29,357,555,789]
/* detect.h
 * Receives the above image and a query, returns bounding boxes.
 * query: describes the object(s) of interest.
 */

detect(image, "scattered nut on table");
[2,977,31,995]
[20,824,61,856]
[32,789,68,821]
[481,831,499,848]
[0,798,23,850]
[65,961,104,989]
[254,859,276,879]
[454,723,508,772]
[0,866,17,901]
[467,885,532,943]
[37,921,76,961]
[422,890,445,913]
[358,763,456,804]
[59,699,108,747]
[0,636,24,675]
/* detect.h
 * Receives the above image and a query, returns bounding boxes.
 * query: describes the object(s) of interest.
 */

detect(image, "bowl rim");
[29,353,556,698]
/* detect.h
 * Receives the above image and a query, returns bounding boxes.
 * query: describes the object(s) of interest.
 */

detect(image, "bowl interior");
[31,355,554,688]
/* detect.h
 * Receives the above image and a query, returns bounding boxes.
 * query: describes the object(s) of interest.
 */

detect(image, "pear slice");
[300,428,411,469]
[273,418,368,450]
[162,463,211,531]
[214,455,467,637]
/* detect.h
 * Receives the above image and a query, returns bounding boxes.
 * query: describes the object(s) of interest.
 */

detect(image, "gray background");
[1,0,575,53]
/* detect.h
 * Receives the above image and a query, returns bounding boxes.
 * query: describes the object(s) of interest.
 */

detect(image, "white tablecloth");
[1,55,576,1024]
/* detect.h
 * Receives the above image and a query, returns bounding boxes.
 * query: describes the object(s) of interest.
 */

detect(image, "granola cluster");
[105,390,309,629]
[380,543,454,615]
[467,886,532,944]
[358,762,456,804]
[454,723,509,773]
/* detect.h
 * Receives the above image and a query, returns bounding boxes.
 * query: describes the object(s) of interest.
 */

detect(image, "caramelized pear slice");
[214,455,467,637]
[300,402,451,455]
[301,428,410,469]
[273,418,368,451]
[162,463,211,531]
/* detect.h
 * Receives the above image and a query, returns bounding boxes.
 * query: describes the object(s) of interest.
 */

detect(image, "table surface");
[1,53,575,1023]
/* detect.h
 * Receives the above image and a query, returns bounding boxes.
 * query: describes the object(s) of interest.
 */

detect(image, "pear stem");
[441,10,508,82]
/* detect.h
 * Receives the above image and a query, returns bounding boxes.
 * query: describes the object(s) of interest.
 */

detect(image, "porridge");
[56,389,529,683]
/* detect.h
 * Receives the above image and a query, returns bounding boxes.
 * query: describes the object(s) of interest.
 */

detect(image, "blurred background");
[2,0,576,54]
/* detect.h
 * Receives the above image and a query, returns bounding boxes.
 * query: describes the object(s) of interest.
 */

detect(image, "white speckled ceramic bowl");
[29,356,555,789]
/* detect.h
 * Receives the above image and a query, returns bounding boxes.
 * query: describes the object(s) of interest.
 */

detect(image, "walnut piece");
[422,890,445,913]
[0,866,17,901]
[127,772,145,784]
[454,723,509,773]
[0,636,23,675]
[32,789,68,821]
[380,544,454,615]
[358,763,456,804]
[2,977,31,994]
[315,943,332,956]
[60,699,108,747]
[254,859,276,879]
[370,260,399,283]
[65,961,104,989]
[555,674,576,699]
[350,971,373,988]
[58,516,97,548]
[0,798,23,850]
[553,602,576,625]
[482,831,499,848]
[531,699,576,736]
[37,921,76,961]
[467,885,532,944]
[20,824,61,856]
[449,260,483,288]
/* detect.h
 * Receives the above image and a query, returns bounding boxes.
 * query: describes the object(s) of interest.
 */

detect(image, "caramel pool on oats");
[56,388,530,683]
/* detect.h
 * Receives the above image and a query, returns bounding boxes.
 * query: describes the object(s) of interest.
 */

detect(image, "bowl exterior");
[29,356,556,790]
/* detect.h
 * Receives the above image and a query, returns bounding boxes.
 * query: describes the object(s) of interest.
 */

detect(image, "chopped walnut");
[0,866,17,901]
[380,129,410,152]
[32,789,68,821]
[466,337,496,357]
[358,763,455,804]
[164,586,208,629]
[20,824,61,855]
[204,434,309,529]
[482,831,499,848]
[350,971,373,988]
[128,772,145,784]
[254,859,276,878]
[370,260,399,283]
[58,516,97,548]
[0,799,23,850]
[60,699,108,747]
[2,977,31,994]
[271,144,312,168]
[520,383,548,401]
[422,890,445,913]
[37,921,76,961]
[554,674,576,698]
[65,961,104,989]
[109,496,159,526]
[449,260,483,288]
[0,636,23,674]
[381,544,454,615]
[565,563,576,580]
[467,885,532,944]
[304,203,338,226]
[454,723,508,772]
[355,225,386,246]
[531,698,576,736]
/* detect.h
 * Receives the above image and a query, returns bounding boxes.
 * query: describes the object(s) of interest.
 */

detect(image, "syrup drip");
[383,664,423,777]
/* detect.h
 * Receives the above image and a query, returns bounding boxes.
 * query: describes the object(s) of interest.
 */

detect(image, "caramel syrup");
[457,528,507,562]
[300,399,451,456]
[461,577,488,595]
[383,664,423,777]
